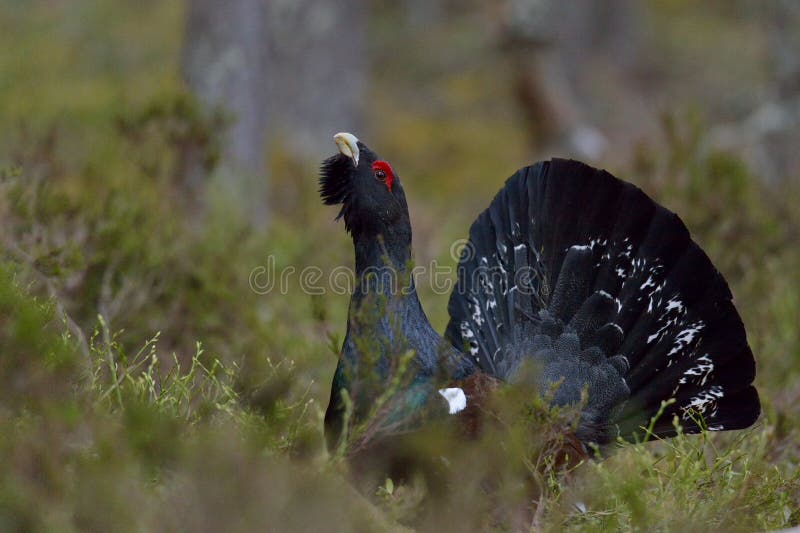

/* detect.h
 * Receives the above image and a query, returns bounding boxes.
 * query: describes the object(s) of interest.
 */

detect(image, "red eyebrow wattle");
[372,161,394,192]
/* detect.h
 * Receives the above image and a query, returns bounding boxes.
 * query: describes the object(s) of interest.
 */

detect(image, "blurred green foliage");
[1,1,799,531]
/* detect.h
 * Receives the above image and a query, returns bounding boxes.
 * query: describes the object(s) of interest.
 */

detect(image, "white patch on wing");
[439,387,467,415]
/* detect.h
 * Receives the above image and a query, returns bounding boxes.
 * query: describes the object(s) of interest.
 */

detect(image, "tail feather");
[447,158,759,442]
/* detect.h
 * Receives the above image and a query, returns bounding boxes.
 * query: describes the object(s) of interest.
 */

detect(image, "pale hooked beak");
[333,132,360,167]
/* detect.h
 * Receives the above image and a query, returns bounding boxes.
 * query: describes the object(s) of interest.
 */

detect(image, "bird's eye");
[371,160,394,192]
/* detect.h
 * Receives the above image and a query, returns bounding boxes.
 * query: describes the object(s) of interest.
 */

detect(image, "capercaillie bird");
[320,132,759,472]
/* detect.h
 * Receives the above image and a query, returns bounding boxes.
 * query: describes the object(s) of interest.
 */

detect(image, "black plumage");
[320,142,475,453]
[321,138,759,455]
[446,159,759,442]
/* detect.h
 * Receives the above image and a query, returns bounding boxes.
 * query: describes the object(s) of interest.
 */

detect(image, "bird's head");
[319,132,409,236]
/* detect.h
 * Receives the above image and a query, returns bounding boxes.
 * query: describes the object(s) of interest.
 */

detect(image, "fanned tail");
[446,159,759,443]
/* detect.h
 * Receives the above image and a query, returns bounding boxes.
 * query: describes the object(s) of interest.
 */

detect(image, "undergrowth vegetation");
[1,1,799,531]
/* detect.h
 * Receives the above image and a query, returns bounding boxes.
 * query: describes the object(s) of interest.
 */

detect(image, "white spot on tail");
[665,298,684,313]
[667,322,705,357]
[460,322,479,357]
[683,354,715,385]
[647,325,668,345]
[439,388,467,414]
[683,385,724,417]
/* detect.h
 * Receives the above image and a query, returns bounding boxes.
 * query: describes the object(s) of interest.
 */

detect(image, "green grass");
[1,2,799,531]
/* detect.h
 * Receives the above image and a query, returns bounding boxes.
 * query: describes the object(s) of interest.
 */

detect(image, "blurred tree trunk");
[760,0,800,183]
[181,0,365,226]
[403,0,444,28]
[496,0,645,160]
[767,0,800,100]
[182,0,270,226]
[264,0,365,157]
[711,0,800,185]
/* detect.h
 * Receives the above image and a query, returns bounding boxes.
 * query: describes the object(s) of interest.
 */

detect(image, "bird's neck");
[352,227,414,297]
